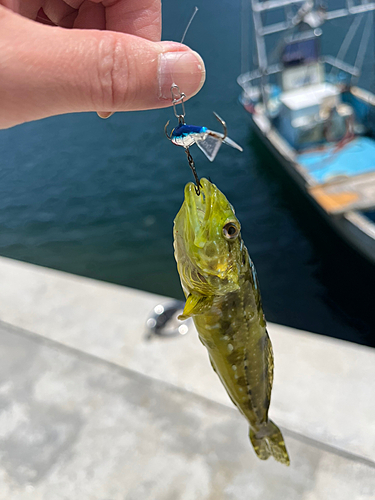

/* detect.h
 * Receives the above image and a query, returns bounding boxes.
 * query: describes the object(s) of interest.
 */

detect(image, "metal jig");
[162,7,241,196]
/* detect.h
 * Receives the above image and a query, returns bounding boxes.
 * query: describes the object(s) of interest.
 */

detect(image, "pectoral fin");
[178,294,212,320]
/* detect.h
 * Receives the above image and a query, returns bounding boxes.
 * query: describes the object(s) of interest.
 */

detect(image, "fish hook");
[213,112,228,141]
[185,148,202,196]
[164,120,173,141]
[165,120,201,195]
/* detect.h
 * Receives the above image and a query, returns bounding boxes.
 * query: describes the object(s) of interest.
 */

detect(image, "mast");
[241,0,250,76]
[238,0,375,105]
[251,1,269,106]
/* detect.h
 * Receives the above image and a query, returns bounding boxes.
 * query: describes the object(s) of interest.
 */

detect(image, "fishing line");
[181,6,199,45]
[169,5,200,120]
[166,6,202,194]
[164,6,243,195]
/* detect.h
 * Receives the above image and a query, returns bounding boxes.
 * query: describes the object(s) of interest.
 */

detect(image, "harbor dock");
[0,256,373,499]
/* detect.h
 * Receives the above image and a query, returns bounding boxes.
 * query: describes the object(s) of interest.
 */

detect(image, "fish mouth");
[181,178,240,288]
[184,178,213,228]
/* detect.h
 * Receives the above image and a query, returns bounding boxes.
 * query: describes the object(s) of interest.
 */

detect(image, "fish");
[173,178,290,466]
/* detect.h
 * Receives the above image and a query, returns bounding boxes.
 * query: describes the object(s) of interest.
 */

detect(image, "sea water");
[0,0,374,346]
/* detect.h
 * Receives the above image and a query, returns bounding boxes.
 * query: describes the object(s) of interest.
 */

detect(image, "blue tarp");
[297,137,375,184]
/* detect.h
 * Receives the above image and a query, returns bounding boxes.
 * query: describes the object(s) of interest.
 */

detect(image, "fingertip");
[97,111,114,119]
[158,49,205,100]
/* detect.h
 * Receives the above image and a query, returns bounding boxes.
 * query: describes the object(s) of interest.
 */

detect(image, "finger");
[55,0,161,41]
[71,0,105,29]
[87,0,161,41]
[19,0,161,40]
[103,0,161,41]
[1,0,23,11]
[38,1,104,29]
[13,0,42,19]
[41,0,79,28]
[0,7,205,128]
[97,111,113,118]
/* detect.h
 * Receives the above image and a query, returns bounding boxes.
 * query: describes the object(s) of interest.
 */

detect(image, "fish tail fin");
[249,420,290,466]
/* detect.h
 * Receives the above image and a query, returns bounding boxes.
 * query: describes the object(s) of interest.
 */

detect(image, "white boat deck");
[280,83,339,111]
[308,171,375,214]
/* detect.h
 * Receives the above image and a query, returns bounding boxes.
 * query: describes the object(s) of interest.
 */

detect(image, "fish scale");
[174,178,290,465]
[197,280,266,423]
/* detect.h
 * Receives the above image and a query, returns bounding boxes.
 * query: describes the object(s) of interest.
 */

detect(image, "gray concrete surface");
[0,256,374,498]
[0,257,374,462]
[0,321,374,500]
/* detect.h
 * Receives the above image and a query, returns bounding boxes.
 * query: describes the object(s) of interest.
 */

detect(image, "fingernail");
[97,111,114,119]
[158,50,205,100]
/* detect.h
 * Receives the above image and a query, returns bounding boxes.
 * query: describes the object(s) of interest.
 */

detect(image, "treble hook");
[213,112,228,141]
[164,120,172,141]
[185,148,201,196]
[164,114,184,141]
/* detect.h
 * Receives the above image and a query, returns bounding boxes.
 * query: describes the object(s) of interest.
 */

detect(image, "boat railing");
[238,55,359,94]
[237,64,282,88]
[249,0,375,36]
[323,56,359,78]
[244,0,375,80]
[251,0,375,17]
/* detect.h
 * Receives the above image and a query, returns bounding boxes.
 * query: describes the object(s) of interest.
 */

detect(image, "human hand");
[0,1,205,128]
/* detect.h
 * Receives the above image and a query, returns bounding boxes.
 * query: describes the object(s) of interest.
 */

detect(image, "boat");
[238,0,375,263]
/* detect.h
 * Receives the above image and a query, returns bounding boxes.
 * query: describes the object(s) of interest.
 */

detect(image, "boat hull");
[247,110,375,264]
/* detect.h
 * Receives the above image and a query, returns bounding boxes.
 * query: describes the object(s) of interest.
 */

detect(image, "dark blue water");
[0,0,374,346]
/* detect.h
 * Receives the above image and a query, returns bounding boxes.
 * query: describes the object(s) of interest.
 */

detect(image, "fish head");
[174,178,243,296]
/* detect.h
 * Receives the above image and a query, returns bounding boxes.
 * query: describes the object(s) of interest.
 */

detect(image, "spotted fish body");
[173,178,290,466]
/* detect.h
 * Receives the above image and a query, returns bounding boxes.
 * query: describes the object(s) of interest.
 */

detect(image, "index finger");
[84,0,161,41]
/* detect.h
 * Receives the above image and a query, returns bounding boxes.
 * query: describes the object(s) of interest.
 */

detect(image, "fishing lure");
[165,84,243,193]
[164,8,242,194]
[165,110,243,162]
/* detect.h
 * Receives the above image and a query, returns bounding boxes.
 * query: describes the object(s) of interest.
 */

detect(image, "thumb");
[0,7,205,128]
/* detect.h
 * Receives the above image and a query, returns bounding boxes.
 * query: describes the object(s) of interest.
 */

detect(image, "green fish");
[174,178,290,466]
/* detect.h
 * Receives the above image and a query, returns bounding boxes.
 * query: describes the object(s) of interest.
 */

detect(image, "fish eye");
[223,222,239,240]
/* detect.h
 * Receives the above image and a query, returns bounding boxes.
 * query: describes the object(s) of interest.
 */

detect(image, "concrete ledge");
[0,256,374,464]
[1,321,374,500]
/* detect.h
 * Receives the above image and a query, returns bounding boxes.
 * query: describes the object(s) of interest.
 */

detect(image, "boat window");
[282,63,324,91]
[282,39,319,67]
